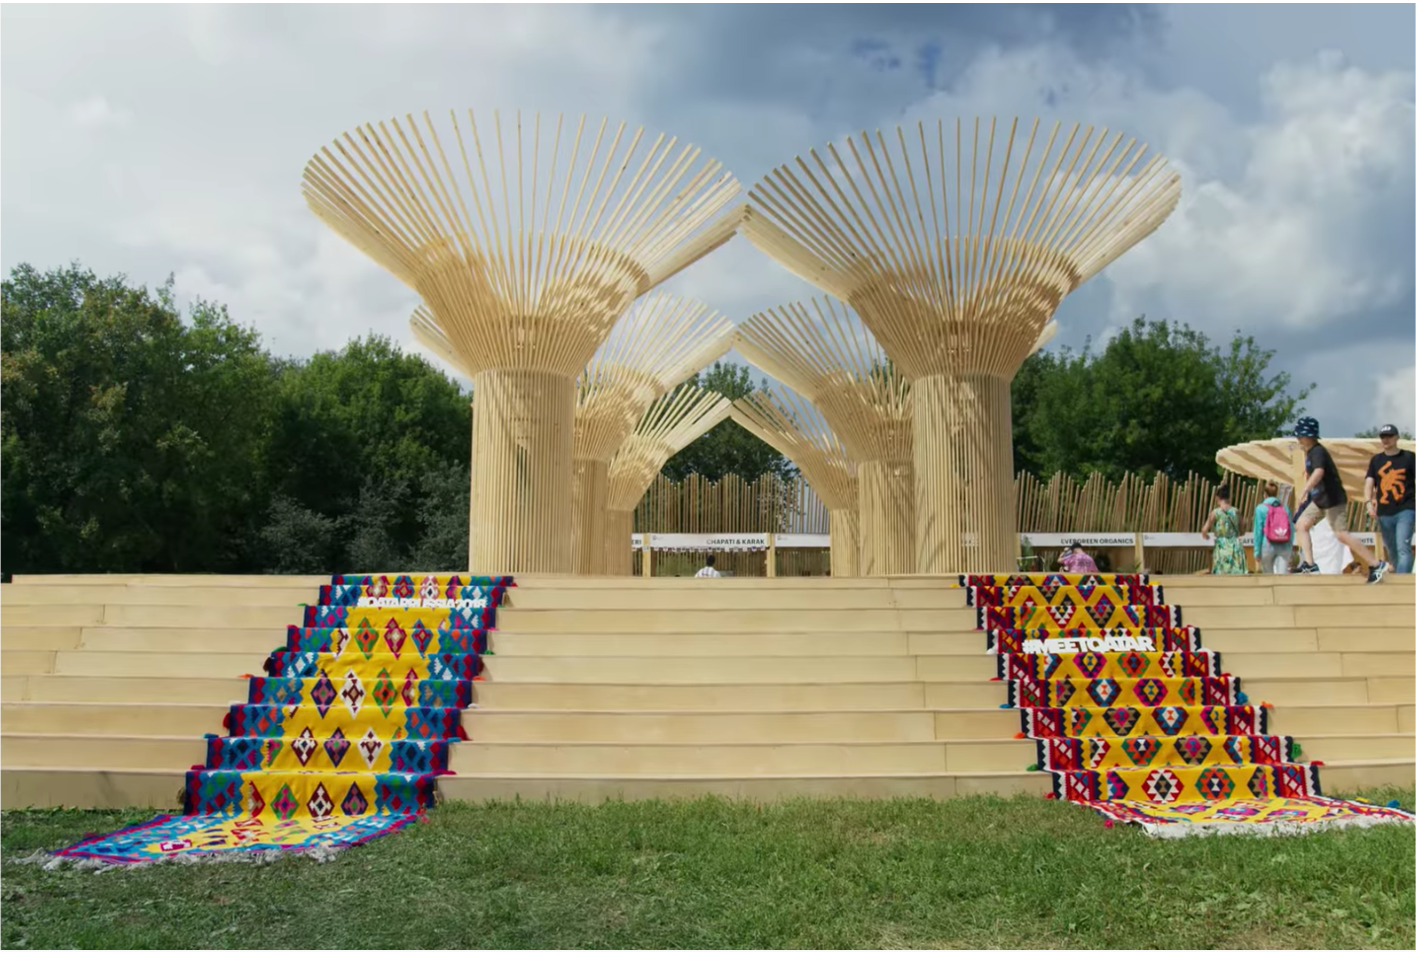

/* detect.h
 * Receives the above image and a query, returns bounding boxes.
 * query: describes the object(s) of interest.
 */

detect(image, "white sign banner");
[774,534,831,548]
[1021,533,1135,548]
[631,533,770,552]
[629,533,834,551]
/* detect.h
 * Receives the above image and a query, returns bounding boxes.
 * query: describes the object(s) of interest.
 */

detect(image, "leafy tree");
[1,263,475,575]
[258,334,472,571]
[407,460,471,571]
[1009,348,1053,476]
[1011,317,1311,481]
[2,263,277,573]
[257,495,339,574]
[659,361,795,482]
[266,336,469,523]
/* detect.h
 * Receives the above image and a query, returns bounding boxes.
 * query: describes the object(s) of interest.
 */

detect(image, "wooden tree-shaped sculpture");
[604,386,732,575]
[741,118,1180,572]
[303,110,740,572]
[573,294,734,574]
[735,298,914,575]
[411,294,733,575]
[730,389,859,577]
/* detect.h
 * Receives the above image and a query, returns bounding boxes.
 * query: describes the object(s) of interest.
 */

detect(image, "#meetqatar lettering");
[1021,635,1156,654]
[355,596,489,610]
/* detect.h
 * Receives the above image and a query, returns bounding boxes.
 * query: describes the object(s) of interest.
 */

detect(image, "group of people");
[689,416,1414,582]
[1204,419,1414,581]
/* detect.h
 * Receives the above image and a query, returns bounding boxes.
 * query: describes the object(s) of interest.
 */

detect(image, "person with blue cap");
[1292,416,1389,582]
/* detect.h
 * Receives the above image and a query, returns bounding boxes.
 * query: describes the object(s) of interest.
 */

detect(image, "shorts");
[1298,503,1348,533]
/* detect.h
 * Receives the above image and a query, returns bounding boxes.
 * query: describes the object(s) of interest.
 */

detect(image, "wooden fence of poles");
[628,470,1378,576]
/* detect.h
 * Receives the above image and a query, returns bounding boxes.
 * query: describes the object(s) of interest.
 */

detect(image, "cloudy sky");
[3,3,1413,434]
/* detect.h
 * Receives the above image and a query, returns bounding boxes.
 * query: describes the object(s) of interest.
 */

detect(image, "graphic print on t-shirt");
[1368,449,1415,516]
[1376,460,1408,504]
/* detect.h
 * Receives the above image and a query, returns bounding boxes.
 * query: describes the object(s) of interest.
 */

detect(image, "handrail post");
[641,533,652,577]
[765,532,777,577]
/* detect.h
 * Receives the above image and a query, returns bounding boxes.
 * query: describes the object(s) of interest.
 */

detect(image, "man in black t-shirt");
[1292,416,1388,582]
[1365,423,1414,574]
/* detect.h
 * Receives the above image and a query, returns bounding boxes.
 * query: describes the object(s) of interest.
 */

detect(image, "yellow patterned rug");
[56,574,511,863]
[963,572,1415,836]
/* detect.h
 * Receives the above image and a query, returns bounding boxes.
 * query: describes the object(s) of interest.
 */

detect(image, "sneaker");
[1296,562,1320,574]
[1367,561,1390,584]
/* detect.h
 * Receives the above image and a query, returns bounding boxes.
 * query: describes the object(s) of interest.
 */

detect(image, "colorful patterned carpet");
[56,573,512,863]
[962,573,1415,837]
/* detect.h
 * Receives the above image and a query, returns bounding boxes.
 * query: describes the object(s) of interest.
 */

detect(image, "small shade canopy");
[1217,437,1415,500]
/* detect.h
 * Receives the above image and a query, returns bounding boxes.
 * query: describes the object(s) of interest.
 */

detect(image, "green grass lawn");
[3,790,1413,950]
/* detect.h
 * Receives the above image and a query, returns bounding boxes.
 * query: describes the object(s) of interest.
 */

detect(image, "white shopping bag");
[1310,518,1352,574]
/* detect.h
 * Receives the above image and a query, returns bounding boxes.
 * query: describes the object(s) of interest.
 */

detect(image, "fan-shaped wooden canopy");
[604,386,732,574]
[576,294,734,462]
[739,117,1179,574]
[570,294,733,574]
[305,110,742,378]
[1217,437,1415,501]
[607,387,732,511]
[730,389,859,576]
[304,110,741,573]
[734,297,913,574]
[735,297,911,464]
[730,390,856,512]
[740,117,1179,380]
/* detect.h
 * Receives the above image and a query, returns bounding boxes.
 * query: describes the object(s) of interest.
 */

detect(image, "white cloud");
[893,45,1415,339]
[67,95,131,128]
[1109,51,1415,333]
[2,5,667,364]
[1,6,1411,443]
[1374,364,1416,432]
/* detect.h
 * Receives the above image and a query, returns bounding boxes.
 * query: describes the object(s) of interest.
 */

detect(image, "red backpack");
[1263,501,1292,544]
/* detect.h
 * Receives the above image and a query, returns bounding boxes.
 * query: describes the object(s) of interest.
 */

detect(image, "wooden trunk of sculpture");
[828,509,859,578]
[605,509,635,576]
[572,459,611,575]
[857,460,914,575]
[469,370,575,573]
[913,373,1016,574]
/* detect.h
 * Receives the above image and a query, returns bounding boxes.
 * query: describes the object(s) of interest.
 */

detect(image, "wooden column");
[571,459,611,575]
[603,509,635,576]
[912,373,1015,575]
[469,369,576,574]
[858,460,915,575]
[828,508,859,578]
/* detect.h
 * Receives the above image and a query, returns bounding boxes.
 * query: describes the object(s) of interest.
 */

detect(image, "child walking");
[1252,482,1294,574]
[1201,484,1248,574]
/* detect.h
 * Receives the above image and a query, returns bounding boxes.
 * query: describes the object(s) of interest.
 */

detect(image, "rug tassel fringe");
[18,844,351,870]
[1137,815,1415,839]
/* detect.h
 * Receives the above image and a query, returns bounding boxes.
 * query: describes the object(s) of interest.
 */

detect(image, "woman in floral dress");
[1201,484,1248,574]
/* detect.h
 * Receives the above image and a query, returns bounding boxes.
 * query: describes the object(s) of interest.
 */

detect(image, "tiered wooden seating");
[2,574,1411,807]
